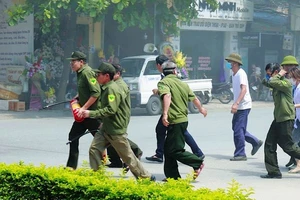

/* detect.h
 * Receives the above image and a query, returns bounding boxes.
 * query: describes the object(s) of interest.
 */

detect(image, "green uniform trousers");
[265,120,300,175]
[89,130,150,179]
[107,139,143,166]
[164,122,203,180]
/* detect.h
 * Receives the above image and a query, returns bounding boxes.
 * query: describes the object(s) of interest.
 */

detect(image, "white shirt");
[294,84,300,121]
[232,68,252,110]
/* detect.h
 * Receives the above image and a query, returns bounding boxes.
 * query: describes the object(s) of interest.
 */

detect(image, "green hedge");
[0,162,254,200]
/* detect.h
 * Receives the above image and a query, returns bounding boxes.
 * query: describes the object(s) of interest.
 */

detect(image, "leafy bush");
[0,162,254,200]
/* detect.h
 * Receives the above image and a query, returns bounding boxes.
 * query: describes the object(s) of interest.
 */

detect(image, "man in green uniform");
[65,51,101,170]
[106,63,143,170]
[261,57,300,179]
[82,62,155,181]
[158,61,207,180]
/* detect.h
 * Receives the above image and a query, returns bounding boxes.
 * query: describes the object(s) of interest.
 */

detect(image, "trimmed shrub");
[0,162,254,199]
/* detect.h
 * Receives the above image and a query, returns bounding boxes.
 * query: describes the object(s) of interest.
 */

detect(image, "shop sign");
[180,19,246,32]
[196,0,253,21]
[239,33,259,48]
[283,32,293,50]
[6,66,24,85]
[198,57,211,71]
[0,0,34,69]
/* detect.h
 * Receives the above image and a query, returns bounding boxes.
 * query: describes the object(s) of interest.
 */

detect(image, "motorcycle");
[211,82,233,104]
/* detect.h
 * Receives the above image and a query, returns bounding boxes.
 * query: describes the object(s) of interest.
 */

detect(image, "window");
[120,58,145,77]
[144,61,160,75]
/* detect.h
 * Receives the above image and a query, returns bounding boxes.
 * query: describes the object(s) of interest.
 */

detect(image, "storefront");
[240,10,290,74]
[170,0,254,82]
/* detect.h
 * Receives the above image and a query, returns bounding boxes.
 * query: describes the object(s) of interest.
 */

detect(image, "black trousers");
[155,115,204,159]
[107,138,143,166]
[164,122,203,179]
[265,120,300,175]
[66,118,100,169]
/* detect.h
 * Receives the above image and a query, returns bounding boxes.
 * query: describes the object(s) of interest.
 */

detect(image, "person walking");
[280,56,300,168]
[146,55,205,163]
[225,53,263,161]
[157,61,206,180]
[287,66,300,173]
[260,60,300,179]
[81,62,155,181]
[65,51,101,170]
[106,63,143,170]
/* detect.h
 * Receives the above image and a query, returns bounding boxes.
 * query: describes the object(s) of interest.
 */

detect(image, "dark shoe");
[145,155,163,163]
[150,175,156,182]
[107,163,123,168]
[251,140,263,156]
[230,156,247,161]
[162,178,168,182]
[285,157,296,168]
[260,174,282,179]
[193,163,205,180]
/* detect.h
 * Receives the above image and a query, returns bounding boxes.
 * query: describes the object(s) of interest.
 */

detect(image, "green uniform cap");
[225,53,243,65]
[281,55,299,66]
[66,51,87,60]
[94,62,116,74]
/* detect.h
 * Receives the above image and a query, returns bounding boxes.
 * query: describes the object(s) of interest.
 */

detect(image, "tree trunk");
[56,3,78,109]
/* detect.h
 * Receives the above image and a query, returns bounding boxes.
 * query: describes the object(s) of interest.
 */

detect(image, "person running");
[157,61,206,180]
[106,63,143,171]
[81,62,155,181]
[146,55,205,163]
[65,51,101,170]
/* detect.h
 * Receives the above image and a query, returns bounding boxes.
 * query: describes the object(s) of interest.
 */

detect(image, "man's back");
[158,74,195,124]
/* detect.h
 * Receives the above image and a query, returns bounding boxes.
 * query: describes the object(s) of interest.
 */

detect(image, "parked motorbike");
[211,82,233,104]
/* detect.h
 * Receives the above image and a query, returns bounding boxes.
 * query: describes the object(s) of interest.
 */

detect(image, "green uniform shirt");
[77,64,100,110]
[262,74,295,122]
[115,77,131,111]
[158,74,196,124]
[89,80,130,135]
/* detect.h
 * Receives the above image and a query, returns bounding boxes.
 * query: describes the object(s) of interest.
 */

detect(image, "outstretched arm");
[192,97,207,117]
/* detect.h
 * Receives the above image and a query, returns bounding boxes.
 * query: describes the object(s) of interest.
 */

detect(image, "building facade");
[171,0,254,82]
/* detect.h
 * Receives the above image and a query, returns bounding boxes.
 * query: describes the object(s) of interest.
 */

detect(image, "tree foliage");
[6,0,219,103]
[6,0,218,36]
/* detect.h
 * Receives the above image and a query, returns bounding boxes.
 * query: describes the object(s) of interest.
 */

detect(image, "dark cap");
[162,61,177,71]
[112,63,123,73]
[66,51,87,61]
[94,62,116,74]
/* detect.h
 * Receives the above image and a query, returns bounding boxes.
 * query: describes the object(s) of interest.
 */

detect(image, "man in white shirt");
[225,53,263,161]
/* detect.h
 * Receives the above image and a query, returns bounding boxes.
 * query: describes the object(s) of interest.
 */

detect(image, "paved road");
[1,100,299,200]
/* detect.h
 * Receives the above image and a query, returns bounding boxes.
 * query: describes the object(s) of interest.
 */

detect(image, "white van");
[120,55,212,115]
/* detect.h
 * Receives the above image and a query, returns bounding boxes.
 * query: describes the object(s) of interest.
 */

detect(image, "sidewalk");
[0,100,274,120]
